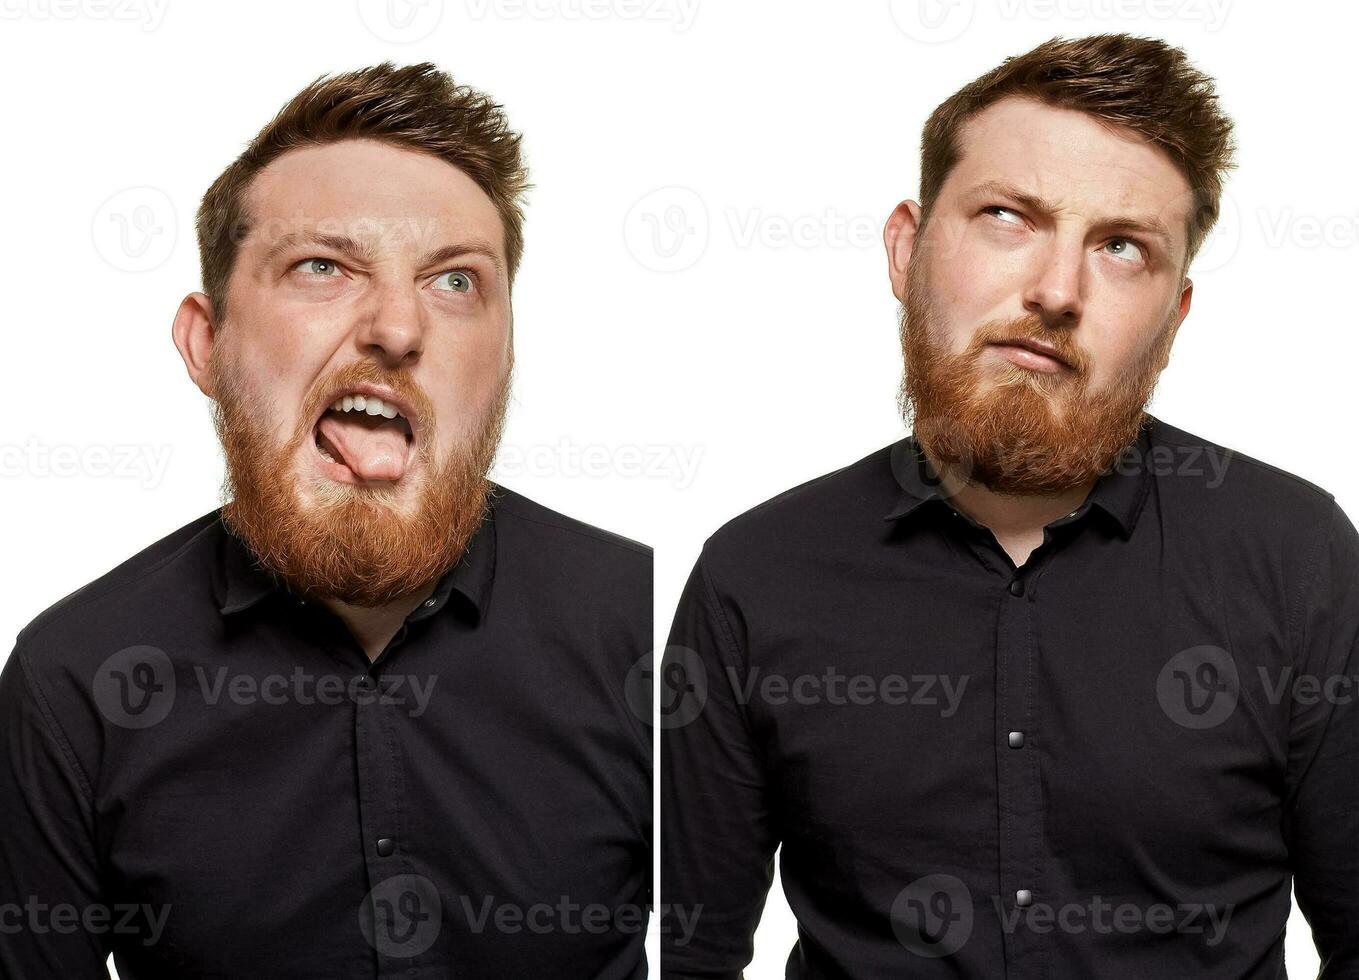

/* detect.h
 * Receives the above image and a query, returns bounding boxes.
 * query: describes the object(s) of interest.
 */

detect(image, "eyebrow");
[965,179,1176,254]
[259,231,505,279]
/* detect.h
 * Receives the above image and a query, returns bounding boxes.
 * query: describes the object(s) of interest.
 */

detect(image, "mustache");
[968,315,1086,375]
[296,363,436,445]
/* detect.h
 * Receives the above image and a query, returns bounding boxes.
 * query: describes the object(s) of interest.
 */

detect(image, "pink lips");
[989,340,1072,374]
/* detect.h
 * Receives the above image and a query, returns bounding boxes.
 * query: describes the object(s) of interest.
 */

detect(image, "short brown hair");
[918,34,1236,271]
[196,62,530,325]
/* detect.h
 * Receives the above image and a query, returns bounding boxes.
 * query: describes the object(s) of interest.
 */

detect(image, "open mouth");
[312,391,416,484]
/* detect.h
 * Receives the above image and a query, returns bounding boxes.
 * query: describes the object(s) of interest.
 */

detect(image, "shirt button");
[1016,889,1033,907]
[1008,731,1025,749]
[1008,578,1025,597]
[376,837,395,857]
[356,675,373,691]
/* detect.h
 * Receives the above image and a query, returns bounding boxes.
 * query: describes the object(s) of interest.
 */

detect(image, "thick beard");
[207,352,510,607]
[896,254,1175,496]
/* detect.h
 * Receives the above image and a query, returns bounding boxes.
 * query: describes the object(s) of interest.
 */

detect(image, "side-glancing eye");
[295,257,342,277]
[982,205,1025,227]
[1103,238,1146,264]
[431,269,475,294]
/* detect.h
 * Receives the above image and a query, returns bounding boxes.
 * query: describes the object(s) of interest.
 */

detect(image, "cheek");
[221,331,320,445]
[428,330,511,444]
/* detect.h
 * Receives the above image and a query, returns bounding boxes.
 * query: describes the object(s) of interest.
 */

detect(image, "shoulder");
[700,443,897,563]
[488,485,652,615]
[14,510,223,659]
[1147,416,1337,530]
[491,484,650,561]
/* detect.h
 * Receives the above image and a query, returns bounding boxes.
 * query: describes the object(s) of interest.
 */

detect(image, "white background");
[2,1,1356,976]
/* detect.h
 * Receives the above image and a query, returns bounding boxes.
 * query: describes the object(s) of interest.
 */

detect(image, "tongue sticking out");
[316,412,412,482]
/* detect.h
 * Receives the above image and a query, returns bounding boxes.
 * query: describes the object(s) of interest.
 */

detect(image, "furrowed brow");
[968,180,1175,254]
[260,232,379,267]
[418,241,504,280]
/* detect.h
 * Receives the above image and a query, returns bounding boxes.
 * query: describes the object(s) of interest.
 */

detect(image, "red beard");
[897,256,1176,495]
[207,353,509,607]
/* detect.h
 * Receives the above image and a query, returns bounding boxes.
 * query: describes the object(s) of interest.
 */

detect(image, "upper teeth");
[329,394,401,420]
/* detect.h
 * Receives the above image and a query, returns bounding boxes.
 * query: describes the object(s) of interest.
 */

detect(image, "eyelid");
[1104,236,1148,263]
[430,267,479,291]
[292,256,345,275]
[983,204,1025,225]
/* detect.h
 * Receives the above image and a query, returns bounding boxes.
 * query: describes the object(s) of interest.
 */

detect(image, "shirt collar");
[214,501,498,623]
[883,414,1157,540]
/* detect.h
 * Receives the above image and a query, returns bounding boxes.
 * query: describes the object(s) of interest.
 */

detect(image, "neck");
[939,468,1096,535]
[318,580,438,663]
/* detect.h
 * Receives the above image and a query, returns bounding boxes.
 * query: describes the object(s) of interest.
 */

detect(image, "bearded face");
[897,247,1178,497]
[207,348,509,607]
[178,140,518,608]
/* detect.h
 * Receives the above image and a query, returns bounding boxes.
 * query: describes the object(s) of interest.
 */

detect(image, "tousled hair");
[196,62,530,324]
[918,34,1236,271]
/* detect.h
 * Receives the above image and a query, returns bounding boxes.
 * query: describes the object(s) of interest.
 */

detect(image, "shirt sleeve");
[660,554,779,980]
[1284,498,1359,975]
[0,643,113,978]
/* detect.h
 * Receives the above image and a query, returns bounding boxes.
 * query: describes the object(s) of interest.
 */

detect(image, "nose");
[1021,234,1084,327]
[355,282,426,367]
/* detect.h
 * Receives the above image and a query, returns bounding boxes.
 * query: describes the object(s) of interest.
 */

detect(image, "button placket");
[995,567,1044,974]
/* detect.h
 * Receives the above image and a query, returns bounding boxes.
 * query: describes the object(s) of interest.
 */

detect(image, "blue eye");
[1104,238,1145,263]
[433,270,474,294]
[296,258,341,277]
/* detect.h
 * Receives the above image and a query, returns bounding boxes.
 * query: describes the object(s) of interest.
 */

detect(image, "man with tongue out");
[0,63,651,979]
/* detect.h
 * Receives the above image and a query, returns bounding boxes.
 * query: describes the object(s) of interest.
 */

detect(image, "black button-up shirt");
[661,415,1358,978]
[1,486,652,979]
